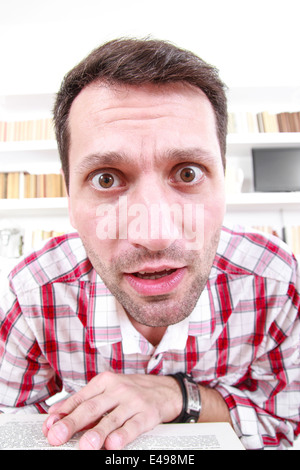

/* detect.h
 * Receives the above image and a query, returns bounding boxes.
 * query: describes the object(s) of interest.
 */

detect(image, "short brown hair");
[53,38,228,190]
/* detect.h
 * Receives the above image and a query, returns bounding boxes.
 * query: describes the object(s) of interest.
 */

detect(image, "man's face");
[67,82,225,329]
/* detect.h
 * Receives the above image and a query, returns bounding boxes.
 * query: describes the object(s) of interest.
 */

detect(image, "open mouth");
[124,267,186,296]
[132,268,177,280]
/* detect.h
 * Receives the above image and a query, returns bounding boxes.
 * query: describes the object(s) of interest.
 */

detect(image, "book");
[0,172,7,199]
[0,414,244,450]
[285,225,300,256]
[0,172,65,199]
[6,172,20,199]
[252,225,300,259]
[0,118,55,142]
[31,230,65,249]
[228,110,300,133]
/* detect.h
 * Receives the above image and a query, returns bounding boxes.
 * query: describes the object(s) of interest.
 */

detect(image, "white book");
[0,414,244,450]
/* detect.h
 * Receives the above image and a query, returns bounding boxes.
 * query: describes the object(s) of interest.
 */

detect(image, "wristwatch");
[169,372,201,423]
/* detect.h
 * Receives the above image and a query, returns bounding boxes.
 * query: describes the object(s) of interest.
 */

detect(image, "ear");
[60,168,77,230]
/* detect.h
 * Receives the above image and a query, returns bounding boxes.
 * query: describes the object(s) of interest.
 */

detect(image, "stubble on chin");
[80,228,221,328]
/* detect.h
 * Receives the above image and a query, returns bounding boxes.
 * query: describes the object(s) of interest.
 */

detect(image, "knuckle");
[69,392,85,409]
[100,370,115,382]
[131,395,146,410]
[114,382,128,396]
[90,370,115,389]
[81,397,101,416]
[90,373,103,386]
[128,416,144,433]
[102,411,121,428]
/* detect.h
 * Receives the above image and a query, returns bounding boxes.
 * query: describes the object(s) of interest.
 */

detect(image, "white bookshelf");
[0,197,68,213]
[224,86,300,250]
[0,140,57,152]
[227,132,300,156]
[226,191,300,211]
[0,92,71,255]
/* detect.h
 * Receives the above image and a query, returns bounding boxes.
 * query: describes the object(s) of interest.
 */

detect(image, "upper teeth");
[135,269,175,280]
[139,269,173,274]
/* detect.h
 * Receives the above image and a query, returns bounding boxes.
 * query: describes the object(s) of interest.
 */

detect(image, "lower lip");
[124,267,186,296]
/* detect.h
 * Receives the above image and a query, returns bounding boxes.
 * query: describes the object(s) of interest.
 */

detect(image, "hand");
[43,371,182,450]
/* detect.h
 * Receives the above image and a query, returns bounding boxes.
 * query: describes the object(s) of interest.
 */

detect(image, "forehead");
[68,81,220,166]
[69,81,216,128]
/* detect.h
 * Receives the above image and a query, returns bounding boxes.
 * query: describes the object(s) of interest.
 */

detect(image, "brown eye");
[180,167,196,182]
[173,165,204,184]
[91,171,122,190]
[99,173,114,188]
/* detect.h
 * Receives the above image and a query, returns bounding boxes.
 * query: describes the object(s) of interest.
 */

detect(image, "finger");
[48,386,100,416]
[47,394,116,446]
[48,373,110,416]
[47,398,68,414]
[79,411,123,450]
[43,410,94,437]
[104,413,149,450]
[43,412,66,437]
[78,408,129,450]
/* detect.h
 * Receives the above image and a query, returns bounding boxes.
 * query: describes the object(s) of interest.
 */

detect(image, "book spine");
[0,118,56,141]
[228,110,300,133]
[2,172,65,198]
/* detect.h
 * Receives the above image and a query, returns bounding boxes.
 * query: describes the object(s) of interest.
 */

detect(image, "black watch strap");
[169,372,201,423]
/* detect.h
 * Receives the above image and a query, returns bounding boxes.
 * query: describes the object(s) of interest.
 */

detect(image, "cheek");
[202,203,225,255]
[71,205,99,236]
[203,197,226,235]
[69,192,108,236]
[70,200,120,263]
[182,189,225,250]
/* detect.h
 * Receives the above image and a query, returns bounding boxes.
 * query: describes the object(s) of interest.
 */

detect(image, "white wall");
[0,0,299,95]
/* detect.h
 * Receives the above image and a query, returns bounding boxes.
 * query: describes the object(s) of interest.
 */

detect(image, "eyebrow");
[164,147,217,165]
[74,152,127,174]
[74,147,217,174]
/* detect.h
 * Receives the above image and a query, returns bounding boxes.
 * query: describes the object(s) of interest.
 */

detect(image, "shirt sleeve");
[215,267,300,450]
[0,278,62,414]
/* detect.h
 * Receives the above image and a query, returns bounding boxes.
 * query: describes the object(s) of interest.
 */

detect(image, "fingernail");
[46,414,60,430]
[79,431,101,450]
[48,422,69,445]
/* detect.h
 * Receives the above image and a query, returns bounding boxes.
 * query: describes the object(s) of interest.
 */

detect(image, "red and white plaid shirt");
[0,225,299,449]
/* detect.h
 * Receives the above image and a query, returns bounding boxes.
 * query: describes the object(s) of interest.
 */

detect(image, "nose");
[124,179,182,251]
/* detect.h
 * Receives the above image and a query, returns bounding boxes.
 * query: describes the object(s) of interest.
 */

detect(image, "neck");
[126,313,167,346]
